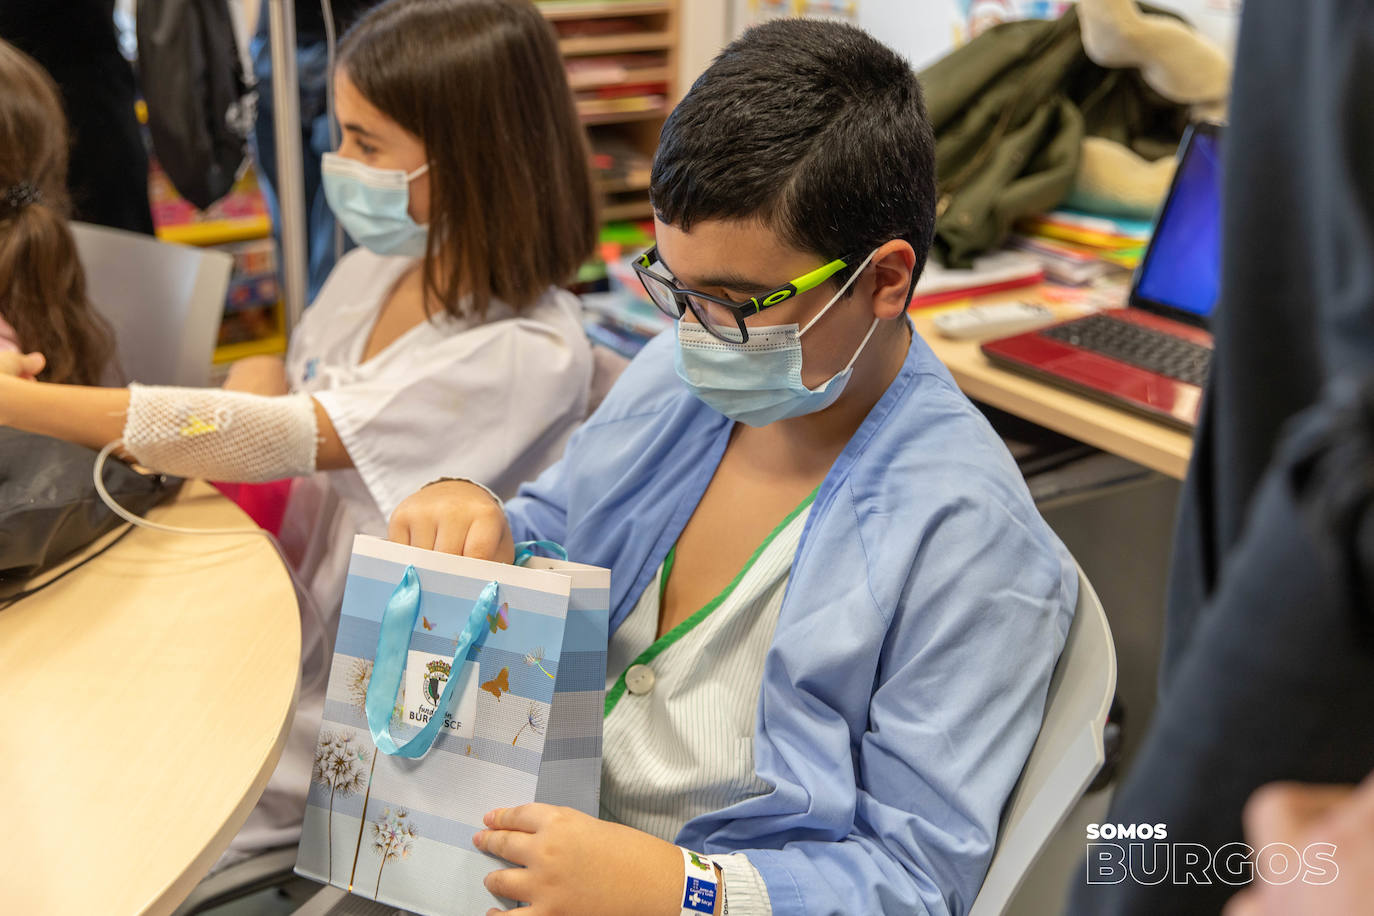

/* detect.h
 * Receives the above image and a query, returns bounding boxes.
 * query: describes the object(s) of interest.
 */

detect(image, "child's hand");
[388,479,514,562]
[223,355,289,395]
[473,803,689,916]
[0,351,45,379]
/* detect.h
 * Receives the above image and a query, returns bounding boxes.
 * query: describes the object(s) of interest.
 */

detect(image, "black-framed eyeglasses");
[632,245,852,343]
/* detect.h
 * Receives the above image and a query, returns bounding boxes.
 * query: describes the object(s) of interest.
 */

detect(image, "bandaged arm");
[0,375,354,478]
[121,384,317,481]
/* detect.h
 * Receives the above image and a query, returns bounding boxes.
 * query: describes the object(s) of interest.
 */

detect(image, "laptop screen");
[1132,123,1223,326]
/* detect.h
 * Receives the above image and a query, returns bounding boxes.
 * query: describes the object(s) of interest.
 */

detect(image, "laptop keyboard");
[1040,313,1212,387]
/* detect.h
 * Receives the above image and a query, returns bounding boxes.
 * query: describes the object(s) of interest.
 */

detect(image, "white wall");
[678,0,732,98]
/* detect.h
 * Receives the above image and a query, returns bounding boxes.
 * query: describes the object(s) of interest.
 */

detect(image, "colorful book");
[1042,208,1153,241]
[1017,218,1142,252]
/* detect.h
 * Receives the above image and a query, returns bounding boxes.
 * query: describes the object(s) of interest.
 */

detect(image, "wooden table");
[910,287,1195,480]
[0,481,301,915]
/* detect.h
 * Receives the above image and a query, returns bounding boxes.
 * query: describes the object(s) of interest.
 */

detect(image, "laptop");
[981,122,1223,430]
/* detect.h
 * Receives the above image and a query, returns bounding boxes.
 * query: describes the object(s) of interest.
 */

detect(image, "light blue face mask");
[321,151,430,257]
[673,249,881,427]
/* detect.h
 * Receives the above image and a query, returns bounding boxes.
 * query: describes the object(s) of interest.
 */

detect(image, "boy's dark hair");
[340,0,596,318]
[651,18,937,297]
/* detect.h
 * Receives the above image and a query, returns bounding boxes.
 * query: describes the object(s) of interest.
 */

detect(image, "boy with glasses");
[391,17,1076,916]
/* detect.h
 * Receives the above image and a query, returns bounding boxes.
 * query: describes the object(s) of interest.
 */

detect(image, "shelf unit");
[539,0,674,20]
[579,106,668,126]
[599,167,653,194]
[601,199,656,221]
[559,31,674,55]
[539,0,679,228]
[568,64,672,91]
[142,96,285,368]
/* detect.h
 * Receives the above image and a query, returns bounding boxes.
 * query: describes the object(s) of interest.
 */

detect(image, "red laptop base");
[980,309,1210,430]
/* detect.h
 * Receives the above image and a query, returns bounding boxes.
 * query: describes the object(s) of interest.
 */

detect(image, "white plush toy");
[1071,0,1231,217]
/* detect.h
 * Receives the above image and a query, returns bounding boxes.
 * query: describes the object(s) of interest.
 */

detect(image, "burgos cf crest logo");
[422,659,452,707]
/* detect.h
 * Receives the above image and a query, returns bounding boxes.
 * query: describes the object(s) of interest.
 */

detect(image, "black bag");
[136,0,253,209]
[0,429,180,581]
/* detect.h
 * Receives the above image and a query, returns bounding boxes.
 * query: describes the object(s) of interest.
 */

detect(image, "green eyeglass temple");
[635,246,850,315]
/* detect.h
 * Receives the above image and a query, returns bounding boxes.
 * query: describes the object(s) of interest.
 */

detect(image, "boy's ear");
[869,240,918,320]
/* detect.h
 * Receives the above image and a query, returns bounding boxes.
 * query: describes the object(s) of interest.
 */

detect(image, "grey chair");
[70,221,233,387]
[970,564,1118,916]
[169,847,304,916]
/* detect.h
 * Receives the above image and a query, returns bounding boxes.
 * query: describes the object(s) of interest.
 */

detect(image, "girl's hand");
[473,803,698,916]
[0,351,45,379]
[223,355,290,396]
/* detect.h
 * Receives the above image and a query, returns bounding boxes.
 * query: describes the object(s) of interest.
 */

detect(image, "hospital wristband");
[706,856,731,916]
[679,846,720,915]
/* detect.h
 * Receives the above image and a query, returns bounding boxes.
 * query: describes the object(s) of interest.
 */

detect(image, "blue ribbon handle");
[365,565,497,759]
[514,540,568,565]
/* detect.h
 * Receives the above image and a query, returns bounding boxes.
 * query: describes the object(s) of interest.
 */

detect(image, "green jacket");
[921,8,1189,266]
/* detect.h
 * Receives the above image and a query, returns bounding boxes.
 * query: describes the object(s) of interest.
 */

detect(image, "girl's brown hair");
[0,40,115,386]
[339,0,598,318]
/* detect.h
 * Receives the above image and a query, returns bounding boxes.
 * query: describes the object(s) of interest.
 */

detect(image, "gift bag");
[525,555,610,814]
[295,535,609,914]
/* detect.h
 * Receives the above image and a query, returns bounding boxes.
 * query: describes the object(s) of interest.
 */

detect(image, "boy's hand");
[388,479,514,563]
[473,804,689,916]
[0,351,45,379]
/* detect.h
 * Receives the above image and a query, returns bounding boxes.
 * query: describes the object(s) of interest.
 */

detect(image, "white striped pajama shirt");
[601,495,816,916]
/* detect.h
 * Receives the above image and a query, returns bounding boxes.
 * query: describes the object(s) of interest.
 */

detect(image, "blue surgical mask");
[321,152,430,257]
[674,249,881,427]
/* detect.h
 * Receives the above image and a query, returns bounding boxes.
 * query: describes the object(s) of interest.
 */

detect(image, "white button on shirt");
[625,663,656,695]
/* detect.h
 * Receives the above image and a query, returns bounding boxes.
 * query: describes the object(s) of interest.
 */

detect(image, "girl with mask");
[389,18,1076,916]
[0,0,595,863]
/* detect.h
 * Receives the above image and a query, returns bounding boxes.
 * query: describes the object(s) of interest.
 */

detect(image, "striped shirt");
[601,492,816,916]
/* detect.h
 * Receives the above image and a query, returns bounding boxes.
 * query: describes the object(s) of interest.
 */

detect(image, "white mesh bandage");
[123,384,319,482]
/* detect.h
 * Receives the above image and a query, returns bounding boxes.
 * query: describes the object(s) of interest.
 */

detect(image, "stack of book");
[565,52,669,91]
[580,221,673,358]
[149,159,271,248]
[218,238,282,348]
[552,15,647,41]
[148,158,286,361]
[903,207,1154,314]
[575,82,667,120]
[1011,209,1151,285]
[590,141,652,190]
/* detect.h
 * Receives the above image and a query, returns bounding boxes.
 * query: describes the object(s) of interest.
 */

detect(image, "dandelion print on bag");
[370,808,418,897]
